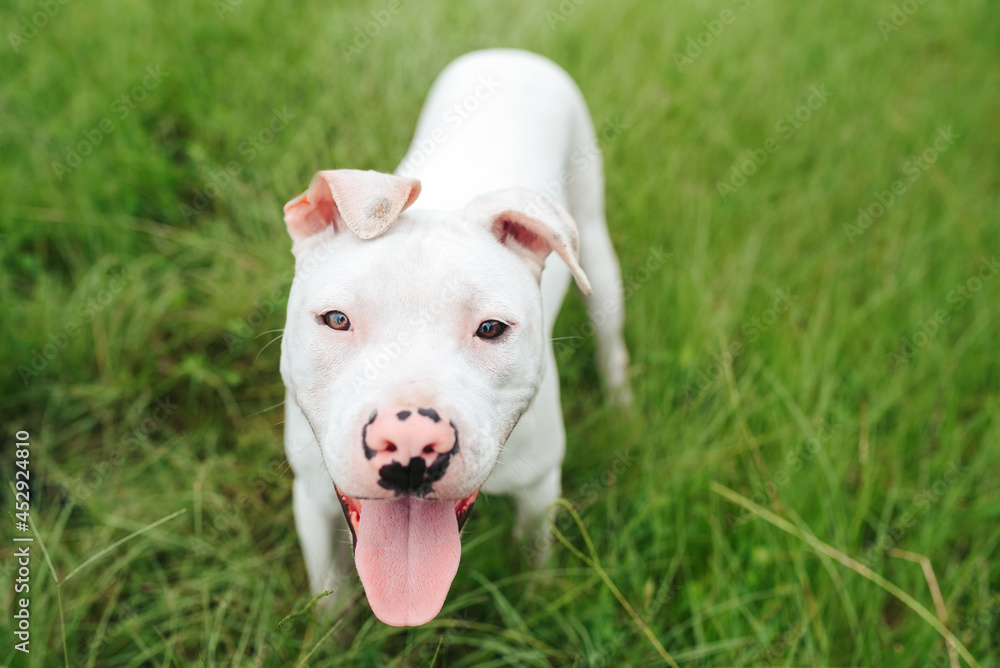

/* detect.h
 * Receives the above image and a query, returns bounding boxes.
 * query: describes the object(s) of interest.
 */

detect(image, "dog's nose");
[362,407,459,496]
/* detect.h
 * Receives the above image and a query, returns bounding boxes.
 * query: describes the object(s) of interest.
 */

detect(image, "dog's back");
[397,49,593,215]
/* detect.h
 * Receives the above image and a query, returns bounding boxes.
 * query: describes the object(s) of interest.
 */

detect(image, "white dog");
[280,49,630,626]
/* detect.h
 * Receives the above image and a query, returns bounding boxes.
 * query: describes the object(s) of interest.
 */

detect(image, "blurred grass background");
[1,0,999,665]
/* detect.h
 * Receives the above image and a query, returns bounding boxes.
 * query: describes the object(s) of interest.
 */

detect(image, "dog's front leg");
[292,476,348,600]
[512,467,562,567]
[285,393,349,606]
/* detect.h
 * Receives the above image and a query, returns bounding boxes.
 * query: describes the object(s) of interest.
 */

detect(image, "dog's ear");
[283,169,421,248]
[464,187,592,295]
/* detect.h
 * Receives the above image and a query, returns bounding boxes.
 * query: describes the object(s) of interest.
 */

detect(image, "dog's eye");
[321,310,351,331]
[475,320,507,340]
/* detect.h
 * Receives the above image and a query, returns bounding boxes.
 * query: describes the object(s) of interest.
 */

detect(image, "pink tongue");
[355,496,461,626]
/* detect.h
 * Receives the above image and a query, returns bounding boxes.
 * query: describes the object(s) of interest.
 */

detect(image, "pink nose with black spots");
[362,407,459,497]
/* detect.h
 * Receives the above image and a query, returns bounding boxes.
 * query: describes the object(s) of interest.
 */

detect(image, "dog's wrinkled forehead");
[283,170,590,295]
[294,210,535,315]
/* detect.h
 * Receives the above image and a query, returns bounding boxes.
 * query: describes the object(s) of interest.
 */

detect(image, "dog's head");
[280,169,590,626]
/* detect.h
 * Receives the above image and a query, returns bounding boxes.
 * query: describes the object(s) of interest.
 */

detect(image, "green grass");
[2,0,999,665]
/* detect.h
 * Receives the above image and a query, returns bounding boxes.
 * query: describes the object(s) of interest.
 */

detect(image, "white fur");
[282,49,631,601]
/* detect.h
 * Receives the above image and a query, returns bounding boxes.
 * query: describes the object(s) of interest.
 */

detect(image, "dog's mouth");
[335,487,478,550]
[335,486,478,626]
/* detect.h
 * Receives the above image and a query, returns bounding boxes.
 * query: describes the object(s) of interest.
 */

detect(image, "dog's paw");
[608,381,634,408]
[597,338,632,407]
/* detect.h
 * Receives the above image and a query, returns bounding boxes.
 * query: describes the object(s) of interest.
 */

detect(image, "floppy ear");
[464,187,592,295]
[283,169,421,249]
